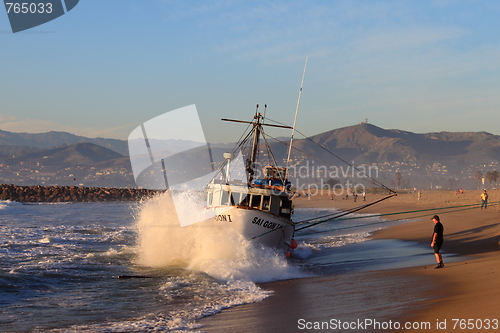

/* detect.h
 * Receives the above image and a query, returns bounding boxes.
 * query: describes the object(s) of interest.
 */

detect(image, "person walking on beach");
[417,190,421,201]
[480,190,488,209]
[430,215,444,269]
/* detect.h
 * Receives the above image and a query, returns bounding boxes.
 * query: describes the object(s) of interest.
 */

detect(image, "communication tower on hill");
[361,111,368,124]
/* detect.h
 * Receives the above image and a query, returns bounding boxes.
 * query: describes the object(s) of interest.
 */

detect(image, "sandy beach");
[200,189,500,332]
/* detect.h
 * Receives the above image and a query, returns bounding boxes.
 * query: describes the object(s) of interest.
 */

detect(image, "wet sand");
[200,190,500,332]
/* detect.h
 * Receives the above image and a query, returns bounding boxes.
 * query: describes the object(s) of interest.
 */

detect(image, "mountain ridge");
[5,142,125,167]
[2,124,500,166]
[292,122,500,166]
[2,124,499,188]
[0,129,128,155]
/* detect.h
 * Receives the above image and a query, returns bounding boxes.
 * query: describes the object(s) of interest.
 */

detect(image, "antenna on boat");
[263,104,267,122]
[286,56,308,171]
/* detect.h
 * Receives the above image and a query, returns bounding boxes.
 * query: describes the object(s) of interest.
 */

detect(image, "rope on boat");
[250,195,395,240]
[294,194,397,231]
[300,202,499,235]
[220,114,493,240]
[263,117,395,194]
[294,200,500,235]
[250,224,284,240]
[249,200,499,240]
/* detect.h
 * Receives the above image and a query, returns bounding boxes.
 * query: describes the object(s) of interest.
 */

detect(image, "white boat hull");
[211,206,295,251]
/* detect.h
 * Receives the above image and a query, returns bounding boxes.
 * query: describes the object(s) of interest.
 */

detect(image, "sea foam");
[0,200,22,209]
[133,191,309,283]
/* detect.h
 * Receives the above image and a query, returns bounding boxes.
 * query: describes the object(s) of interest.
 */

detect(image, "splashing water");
[134,191,309,283]
[0,195,426,332]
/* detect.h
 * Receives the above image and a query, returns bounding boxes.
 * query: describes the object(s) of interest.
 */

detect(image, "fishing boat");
[203,57,396,254]
[129,57,396,255]
[205,107,298,254]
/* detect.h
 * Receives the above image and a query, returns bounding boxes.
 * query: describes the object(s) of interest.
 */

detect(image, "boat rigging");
[205,57,396,254]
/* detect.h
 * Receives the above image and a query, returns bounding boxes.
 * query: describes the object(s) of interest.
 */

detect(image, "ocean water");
[1,194,429,332]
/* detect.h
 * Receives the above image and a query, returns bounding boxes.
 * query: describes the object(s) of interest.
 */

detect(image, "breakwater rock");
[0,184,160,203]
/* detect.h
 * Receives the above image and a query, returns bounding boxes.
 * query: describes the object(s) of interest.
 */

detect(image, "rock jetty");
[0,184,160,203]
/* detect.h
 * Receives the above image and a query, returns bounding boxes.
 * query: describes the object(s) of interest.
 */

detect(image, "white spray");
[134,191,308,282]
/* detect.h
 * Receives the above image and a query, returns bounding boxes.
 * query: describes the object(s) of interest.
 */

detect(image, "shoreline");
[368,192,500,327]
[200,190,500,332]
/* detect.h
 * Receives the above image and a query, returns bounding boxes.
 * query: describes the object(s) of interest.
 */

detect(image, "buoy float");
[285,251,291,258]
[289,239,298,249]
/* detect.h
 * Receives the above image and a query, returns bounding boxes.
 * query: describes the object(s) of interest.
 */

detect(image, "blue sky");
[1,0,500,144]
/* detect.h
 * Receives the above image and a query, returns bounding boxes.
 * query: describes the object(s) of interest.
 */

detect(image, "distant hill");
[0,129,128,155]
[0,129,227,157]
[0,142,135,187]
[0,145,44,159]
[3,142,125,168]
[2,123,500,188]
[284,123,500,167]
[0,141,230,187]
[4,123,499,168]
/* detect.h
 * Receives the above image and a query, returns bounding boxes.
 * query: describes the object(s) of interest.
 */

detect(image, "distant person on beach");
[430,215,444,269]
[362,191,366,201]
[480,190,488,209]
[417,191,421,201]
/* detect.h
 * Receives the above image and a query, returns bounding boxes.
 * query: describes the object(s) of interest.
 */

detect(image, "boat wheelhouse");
[205,108,297,252]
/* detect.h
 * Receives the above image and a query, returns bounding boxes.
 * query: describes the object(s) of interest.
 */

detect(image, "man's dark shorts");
[434,243,442,253]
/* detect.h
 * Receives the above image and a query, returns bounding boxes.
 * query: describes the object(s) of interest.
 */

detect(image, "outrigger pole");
[286,56,308,172]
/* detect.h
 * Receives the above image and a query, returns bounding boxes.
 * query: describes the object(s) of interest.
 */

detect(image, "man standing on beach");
[431,215,444,269]
[480,190,488,209]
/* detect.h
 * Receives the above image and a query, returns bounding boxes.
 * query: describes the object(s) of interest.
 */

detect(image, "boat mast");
[286,56,308,171]
[249,104,262,183]
[221,105,293,184]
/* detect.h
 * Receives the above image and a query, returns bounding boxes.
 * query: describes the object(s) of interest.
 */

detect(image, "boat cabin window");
[221,190,230,206]
[239,193,249,207]
[270,196,280,213]
[206,192,213,206]
[251,194,262,209]
[210,190,252,207]
[280,197,292,218]
[262,196,270,211]
[230,192,237,205]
